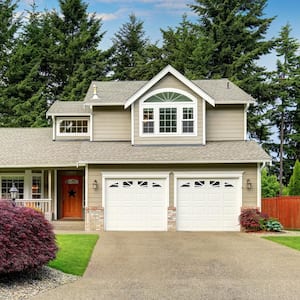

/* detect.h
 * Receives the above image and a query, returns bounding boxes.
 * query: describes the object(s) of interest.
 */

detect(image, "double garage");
[102,172,243,231]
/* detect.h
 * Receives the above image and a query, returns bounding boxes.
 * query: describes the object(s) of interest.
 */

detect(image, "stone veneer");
[85,207,177,231]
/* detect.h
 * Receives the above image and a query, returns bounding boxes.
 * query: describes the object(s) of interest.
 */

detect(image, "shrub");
[264,219,283,232]
[0,200,58,275]
[239,208,268,232]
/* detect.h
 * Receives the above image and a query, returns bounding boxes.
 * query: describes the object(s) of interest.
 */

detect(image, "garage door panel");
[105,178,167,231]
[177,178,240,231]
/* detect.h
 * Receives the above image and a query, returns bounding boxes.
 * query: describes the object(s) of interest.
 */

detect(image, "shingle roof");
[0,128,270,168]
[46,101,91,116]
[83,78,254,107]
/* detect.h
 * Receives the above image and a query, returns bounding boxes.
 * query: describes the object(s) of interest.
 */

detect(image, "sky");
[18,0,300,71]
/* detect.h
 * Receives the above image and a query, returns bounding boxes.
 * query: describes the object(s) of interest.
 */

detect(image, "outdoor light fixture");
[246,179,252,190]
[92,180,98,190]
[9,182,18,206]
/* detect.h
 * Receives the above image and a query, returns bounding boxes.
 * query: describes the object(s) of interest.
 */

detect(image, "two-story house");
[0,65,270,231]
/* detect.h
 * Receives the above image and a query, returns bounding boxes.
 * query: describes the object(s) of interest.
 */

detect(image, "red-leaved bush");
[0,200,58,274]
[239,208,268,232]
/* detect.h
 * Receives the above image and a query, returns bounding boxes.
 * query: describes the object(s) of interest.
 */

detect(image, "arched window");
[140,90,197,136]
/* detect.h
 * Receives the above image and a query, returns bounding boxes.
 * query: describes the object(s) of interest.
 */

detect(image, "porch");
[16,198,52,221]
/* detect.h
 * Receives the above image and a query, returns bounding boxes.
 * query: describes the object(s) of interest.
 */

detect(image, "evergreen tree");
[261,168,280,198]
[0,0,20,126]
[48,0,106,101]
[269,24,300,192]
[110,14,149,80]
[288,160,300,195]
[188,0,275,144]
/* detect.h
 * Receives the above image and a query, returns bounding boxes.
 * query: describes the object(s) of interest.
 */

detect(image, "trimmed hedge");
[0,200,58,274]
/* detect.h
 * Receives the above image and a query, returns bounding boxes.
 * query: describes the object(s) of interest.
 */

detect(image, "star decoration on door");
[68,189,76,197]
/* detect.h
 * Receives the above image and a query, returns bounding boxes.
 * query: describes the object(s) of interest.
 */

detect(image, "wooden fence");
[261,196,300,229]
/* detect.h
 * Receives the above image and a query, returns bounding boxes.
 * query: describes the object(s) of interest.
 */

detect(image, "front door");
[62,175,82,218]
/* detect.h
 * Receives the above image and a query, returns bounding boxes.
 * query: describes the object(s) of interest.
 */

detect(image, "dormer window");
[140,90,197,136]
[57,118,90,136]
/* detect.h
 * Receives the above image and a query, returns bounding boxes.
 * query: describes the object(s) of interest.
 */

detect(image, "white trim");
[84,102,124,107]
[52,116,56,140]
[139,89,198,137]
[131,103,135,145]
[48,170,52,200]
[124,65,215,109]
[47,113,91,117]
[56,117,90,137]
[257,163,262,208]
[202,100,206,145]
[173,171,244,208]
[244,104,249,140]
[54,170,57,220]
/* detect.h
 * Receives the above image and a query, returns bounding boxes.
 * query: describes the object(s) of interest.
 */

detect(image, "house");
[0,65,270,231]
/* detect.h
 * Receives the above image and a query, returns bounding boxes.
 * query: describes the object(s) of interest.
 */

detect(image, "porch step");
[51,220,85,231]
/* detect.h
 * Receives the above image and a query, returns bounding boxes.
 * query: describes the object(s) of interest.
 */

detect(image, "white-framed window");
[32,175,42,199]
[140,89,197,136]
[56,118,89,136]
[1,176,24,199]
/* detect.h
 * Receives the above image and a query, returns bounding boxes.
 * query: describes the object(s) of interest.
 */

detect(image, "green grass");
[48,234,99,276]
[263,236,300,252]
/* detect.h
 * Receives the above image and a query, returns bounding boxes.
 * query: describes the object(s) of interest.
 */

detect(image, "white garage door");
[105,178,167,231]
[177,178,240,231]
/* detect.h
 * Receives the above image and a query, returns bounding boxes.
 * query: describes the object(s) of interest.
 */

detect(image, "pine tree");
[288,160,300,195]
[188,0,275,144]
[48,0,106,101]
[0,0,20,126]
[269,24,300,192]
[110,14,149,80]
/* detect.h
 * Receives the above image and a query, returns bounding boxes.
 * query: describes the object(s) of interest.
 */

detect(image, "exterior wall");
[134,75,204,145]
[93,106,131,141]
[85,163,258,231]
[206,104,245,141]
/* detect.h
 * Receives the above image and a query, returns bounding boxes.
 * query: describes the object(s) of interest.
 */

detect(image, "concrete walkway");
[33,232,300,300]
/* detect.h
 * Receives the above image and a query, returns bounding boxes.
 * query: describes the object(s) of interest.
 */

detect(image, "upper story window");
[57,118,89,136]
[140,90,197,136]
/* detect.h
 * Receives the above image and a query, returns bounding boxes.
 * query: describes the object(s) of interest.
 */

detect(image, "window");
[159,108,177,133]
[57,119,89,136]
[32,176,42,199]
[143,108,154,133]
[1,177,24,199]
[182,108,194,133]
[141,91,197,136]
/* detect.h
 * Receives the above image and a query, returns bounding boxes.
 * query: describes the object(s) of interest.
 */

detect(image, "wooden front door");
[62,175,82,218]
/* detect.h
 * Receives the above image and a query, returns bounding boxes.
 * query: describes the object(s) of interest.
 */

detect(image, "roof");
[46,101,91,116]
[0,128,270,168]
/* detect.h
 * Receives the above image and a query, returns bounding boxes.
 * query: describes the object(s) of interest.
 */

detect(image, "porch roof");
[0,128,270,168]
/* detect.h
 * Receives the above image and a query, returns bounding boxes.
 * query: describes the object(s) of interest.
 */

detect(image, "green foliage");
[260,218,283,232]
[261,168,280,198]
[48,234,98,276]
[110,14,150,80]
[288,160,300,195]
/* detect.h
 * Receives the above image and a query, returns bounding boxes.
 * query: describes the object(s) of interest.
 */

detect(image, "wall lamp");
[92,180,98,190]
[246,179,252,190]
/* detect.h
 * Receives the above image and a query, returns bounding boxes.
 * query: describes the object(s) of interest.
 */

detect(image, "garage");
[104,174,168,231]
[176,174,242,231]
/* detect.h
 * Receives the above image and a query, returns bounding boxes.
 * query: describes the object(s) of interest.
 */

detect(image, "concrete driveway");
[33,232,300,300]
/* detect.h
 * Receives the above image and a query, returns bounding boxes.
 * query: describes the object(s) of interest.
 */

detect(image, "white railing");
[15,199,52,221]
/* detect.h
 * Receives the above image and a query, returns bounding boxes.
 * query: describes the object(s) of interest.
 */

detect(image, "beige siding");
[93,107,131,141]
[206,104,245,141]
[133,75,204,145]
[87,163,258,210]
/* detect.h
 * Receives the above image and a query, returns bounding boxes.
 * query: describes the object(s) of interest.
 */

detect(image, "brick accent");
[168,206,176,231]
[85,207,104,231]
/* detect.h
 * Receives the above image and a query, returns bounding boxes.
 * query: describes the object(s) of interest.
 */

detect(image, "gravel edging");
[0,267,79,300]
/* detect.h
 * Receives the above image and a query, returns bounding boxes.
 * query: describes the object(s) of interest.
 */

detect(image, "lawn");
[263,236,300,252]
[48,234,99,276]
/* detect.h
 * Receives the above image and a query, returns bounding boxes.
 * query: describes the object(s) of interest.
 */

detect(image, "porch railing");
[15,199,52,221]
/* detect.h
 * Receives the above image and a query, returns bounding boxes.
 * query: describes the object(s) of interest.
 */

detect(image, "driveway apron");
[32,232,300,300]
